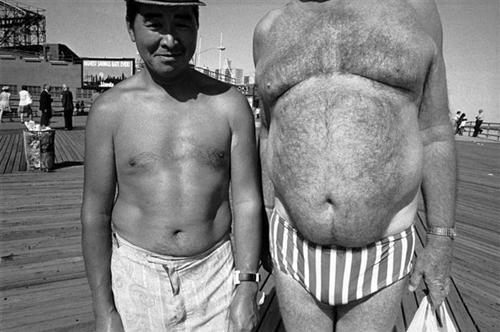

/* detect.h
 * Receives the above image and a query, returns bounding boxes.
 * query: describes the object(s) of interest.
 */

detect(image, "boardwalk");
[1,116,499,331]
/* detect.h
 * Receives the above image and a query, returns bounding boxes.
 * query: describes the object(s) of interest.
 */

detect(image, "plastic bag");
[407,296,457,332]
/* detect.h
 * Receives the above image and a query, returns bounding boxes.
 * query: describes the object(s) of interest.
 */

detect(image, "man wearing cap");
[254,0,456,330]
[81,1,262,331]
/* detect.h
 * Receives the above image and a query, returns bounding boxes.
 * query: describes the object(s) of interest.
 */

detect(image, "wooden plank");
[57,130,83,161]
[12,132,25,172]
[1,278,94,332]
[3,132,19,173]
[0,134,14,173]
[0,132,498,331]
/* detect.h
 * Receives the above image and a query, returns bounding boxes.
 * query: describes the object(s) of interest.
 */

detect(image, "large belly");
[269,75,423,246]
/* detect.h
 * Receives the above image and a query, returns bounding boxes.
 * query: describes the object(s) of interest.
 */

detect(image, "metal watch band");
[426,227,457,240]
[234,270,260,284]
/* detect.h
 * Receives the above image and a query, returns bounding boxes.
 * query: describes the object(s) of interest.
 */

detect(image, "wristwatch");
[426,227,457,240]
[233,270,260,285]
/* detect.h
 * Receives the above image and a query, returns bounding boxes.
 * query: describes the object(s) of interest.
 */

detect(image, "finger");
[428,278,450,310]
[408,269,423,292]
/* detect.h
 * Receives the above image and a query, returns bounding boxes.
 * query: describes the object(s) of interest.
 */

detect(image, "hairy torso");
[108,77,233,256]
[256,0,433,246]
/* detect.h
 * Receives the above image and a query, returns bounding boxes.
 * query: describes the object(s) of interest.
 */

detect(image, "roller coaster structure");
[0,0,46,47]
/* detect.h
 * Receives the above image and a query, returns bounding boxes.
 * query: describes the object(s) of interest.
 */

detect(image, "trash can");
[23,129,56,171]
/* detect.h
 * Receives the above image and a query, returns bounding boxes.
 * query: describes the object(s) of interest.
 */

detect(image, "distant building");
[0,43,134,110]
[233,68,244,85]
[0,44,82,99]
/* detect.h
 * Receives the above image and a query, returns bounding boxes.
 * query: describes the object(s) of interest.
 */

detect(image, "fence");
[463,121,500,141]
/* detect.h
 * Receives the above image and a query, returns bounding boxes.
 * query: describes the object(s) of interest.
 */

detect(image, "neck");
[144,67,198,100]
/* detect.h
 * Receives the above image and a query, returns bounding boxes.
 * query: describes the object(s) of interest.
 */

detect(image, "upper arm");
[253,8,281,66]
[227,90,262,206]
[414,1,452,144]
[82,96,117,220]
[253,9,282,132]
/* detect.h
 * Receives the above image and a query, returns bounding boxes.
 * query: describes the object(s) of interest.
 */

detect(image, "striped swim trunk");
[269,207,415,306]
[111,232,235,332]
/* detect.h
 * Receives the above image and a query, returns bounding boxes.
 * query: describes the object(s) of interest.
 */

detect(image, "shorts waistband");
[112,232,231,265]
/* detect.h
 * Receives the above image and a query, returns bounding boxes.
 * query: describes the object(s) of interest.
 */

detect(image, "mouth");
[155,52,183,61]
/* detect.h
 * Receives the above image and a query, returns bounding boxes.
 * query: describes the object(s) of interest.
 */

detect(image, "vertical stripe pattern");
[269,209,416,306]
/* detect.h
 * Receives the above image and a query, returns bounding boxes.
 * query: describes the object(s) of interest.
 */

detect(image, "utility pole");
[194,34,202,67]
[217,32,225,79]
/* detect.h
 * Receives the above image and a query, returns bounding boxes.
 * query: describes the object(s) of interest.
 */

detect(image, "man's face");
[128,5,198,79]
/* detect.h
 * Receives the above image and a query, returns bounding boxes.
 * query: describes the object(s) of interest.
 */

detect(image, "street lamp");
[217,33,226,77]
[194,33,225,78]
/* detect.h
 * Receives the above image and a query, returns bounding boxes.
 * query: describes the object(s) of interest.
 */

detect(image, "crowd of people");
[0,84,87,129]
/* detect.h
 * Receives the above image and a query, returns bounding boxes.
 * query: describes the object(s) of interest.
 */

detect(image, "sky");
[12,0,500,122]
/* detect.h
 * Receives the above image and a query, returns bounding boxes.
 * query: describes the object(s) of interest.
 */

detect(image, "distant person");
[39,84,53,127]
[457,113,467,136]
[91,90,100,106]
[18,85,33,123]
[0,86,11,123]
[75,100,81,115]
[473,109,484,137]
[61,84,74,130]
[81,1,262,331]
[79,101,86,114]
[453,111,461,131]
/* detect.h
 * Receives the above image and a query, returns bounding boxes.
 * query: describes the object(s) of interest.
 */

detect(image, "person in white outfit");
[0,86,11,123]
[18,85,33,122]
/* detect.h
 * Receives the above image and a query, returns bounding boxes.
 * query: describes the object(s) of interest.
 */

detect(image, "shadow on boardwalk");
[1,116,498,331]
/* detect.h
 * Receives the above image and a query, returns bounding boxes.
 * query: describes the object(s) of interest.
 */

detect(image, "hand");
[409,234,454,310]
[95,308,124,332]
[229,283,259,332]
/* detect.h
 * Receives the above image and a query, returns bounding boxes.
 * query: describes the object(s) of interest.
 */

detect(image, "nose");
[160,34,177,49]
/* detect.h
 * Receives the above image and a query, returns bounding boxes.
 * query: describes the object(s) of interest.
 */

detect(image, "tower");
[0,0,46,48]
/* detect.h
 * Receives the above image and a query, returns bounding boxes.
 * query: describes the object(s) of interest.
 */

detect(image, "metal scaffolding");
[0,0,46,47]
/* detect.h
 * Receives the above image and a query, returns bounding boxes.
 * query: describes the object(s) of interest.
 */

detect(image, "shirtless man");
[81,1,262,331]
[253,0,456,330]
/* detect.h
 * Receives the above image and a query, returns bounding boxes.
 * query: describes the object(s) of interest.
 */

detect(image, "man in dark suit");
[61,84,74,130]
[39,84,52,127]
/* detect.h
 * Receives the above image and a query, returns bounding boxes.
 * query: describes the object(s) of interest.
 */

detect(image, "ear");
[126,20,136,43]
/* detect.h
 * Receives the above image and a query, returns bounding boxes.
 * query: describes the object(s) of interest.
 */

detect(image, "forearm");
[233,201,262,273]
[258,128,275,217]
[81,210,115,316]
[421,129,457,229]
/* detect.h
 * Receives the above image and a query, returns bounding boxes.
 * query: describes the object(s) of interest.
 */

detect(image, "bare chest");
[257,1,433,103]
[114,112,231,173]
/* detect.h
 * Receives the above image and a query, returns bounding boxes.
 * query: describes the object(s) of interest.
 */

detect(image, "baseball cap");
[126,0,206,5]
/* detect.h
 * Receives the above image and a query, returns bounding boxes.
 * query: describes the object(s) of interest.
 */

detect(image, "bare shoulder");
[406,0,443,47]
[87,73,143,130]
[254,6,283,39]
[194,71,253,125]
[253,5,286,61]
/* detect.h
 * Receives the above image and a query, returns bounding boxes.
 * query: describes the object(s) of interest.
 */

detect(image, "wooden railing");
[463,121,500,141]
